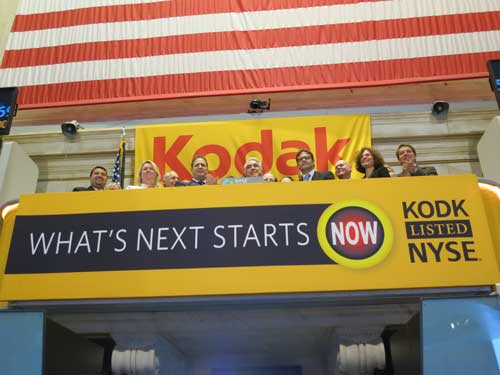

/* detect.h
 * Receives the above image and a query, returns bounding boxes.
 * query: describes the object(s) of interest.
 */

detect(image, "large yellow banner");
[135,115,371,181]
[0,175,498,301]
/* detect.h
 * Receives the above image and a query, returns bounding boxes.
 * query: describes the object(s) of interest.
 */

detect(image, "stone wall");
[5,108,496,192]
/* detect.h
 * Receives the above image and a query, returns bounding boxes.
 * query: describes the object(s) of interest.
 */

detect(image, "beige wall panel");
[0,0,19,62]
[9,129,136,156]
[371,114,450,138]
[5,109,497,193]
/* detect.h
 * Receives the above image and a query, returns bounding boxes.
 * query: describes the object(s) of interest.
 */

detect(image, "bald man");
[334,160,352,180]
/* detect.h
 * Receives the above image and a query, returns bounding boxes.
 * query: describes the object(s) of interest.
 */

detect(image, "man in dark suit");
[396,144,438,177]
[295,149,334,181]
[176,155,217,186]
[73,166,108,191]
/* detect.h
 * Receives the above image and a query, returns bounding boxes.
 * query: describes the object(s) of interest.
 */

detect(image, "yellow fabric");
[0,175,497,301]
[135,115,371,183]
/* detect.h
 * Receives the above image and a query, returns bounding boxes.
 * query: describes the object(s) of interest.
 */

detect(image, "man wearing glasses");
[243,157,263,177]
[295,149,334,181]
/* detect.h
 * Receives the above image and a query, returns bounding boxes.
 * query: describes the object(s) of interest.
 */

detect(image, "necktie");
[303,174,311,181]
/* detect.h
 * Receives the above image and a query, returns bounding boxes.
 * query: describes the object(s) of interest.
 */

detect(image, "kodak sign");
[135,115,371,182]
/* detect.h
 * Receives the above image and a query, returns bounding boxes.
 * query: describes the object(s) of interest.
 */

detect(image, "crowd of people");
[73,144,437,191]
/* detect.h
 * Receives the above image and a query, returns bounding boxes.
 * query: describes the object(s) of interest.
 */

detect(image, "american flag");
[1,0,500,108]
[111,133,126,188]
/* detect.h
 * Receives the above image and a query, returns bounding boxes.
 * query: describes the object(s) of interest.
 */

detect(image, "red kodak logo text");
[153,127,349,179]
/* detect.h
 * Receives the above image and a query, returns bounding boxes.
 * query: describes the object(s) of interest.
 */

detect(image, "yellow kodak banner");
[135,115,371,182]
[0,175,498,301]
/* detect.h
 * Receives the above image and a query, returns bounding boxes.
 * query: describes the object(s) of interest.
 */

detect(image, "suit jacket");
[300,171,335,181]
[312,171,335,180]
[397,165,438,177]
[175,179,207,186]
[366,166,391,178]
[72,186,97,192]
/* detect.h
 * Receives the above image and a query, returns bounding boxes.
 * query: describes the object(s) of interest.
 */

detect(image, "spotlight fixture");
[248,98,271,113]
[61,120,82,137]
[0,198,19,230]
[431,101,449,120]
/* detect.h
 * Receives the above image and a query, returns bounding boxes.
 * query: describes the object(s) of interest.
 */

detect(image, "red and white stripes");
[1,0,500,108]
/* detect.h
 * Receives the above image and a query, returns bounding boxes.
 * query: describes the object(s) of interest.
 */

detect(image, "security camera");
[61,120,82,137]
[248,98,271,113]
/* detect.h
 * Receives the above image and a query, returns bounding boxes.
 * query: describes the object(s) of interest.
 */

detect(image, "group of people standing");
[73,144,437,191]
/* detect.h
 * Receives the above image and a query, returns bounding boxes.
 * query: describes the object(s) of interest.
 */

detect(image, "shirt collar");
[302,171,314,181]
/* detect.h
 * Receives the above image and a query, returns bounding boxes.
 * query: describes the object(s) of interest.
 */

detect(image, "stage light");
[0,199,19,232]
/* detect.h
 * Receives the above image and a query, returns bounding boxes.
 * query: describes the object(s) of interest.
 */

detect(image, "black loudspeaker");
[0,87,18,136]
[487,60,500,110]
[431,101,449,119]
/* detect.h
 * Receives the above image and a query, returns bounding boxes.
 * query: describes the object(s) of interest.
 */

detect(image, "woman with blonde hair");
[127,160,163,189]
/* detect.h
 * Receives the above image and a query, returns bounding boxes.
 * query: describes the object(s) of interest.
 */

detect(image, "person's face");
[192,158,208,181]
[163,172,179,187]
[244,161,262,177]
[140,163,157,186]
[297,151,314,173]
[360,150,374,169]
[90,168,107,189]
[335,160,351,179]
[263,173,275,182]
[397,146,416,165]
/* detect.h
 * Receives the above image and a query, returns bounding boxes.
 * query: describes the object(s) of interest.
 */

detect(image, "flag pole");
[119,127,126,189]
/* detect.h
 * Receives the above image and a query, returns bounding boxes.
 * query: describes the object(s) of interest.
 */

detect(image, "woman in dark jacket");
[355,147,390,178]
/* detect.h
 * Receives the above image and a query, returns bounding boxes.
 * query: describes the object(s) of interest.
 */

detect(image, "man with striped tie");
[295,149,334,181]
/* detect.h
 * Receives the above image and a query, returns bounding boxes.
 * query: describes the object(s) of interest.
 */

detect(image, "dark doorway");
[212,365,302,375]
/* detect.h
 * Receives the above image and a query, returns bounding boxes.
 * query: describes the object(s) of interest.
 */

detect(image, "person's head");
[280,176,294,183]
[396,144,417,165]
[138,160,161,187]
[263,172,277,182]
[334,159,352,179]
[244,157,263,177]
[89,166,108,190]
[163,170,179,187]
[191,155,208,182]
[356,147,385,173]
[295,149,315,174]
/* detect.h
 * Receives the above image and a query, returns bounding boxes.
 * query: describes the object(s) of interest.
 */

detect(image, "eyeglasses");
[297,156,312,162]
[245,163,261,169]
